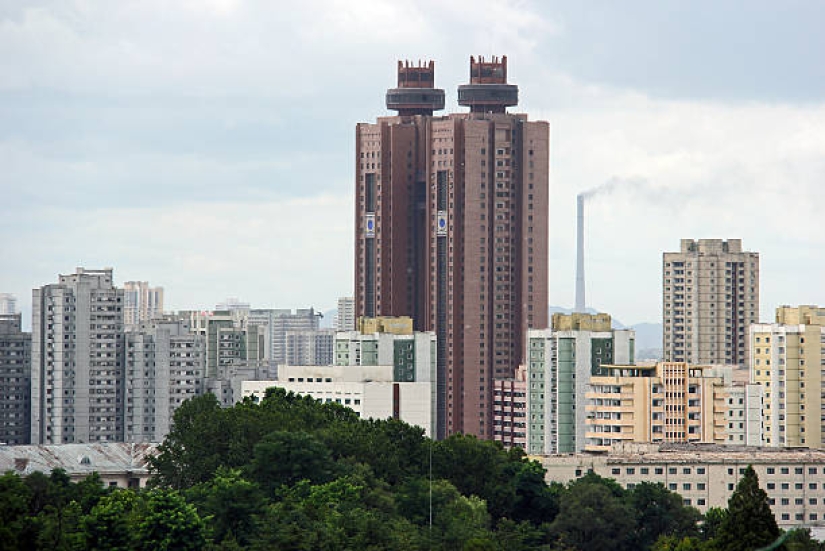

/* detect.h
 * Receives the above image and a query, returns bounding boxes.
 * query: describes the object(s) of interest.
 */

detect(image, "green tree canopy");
[714,465,781,551]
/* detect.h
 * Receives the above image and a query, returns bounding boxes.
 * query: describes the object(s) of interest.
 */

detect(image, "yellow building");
[357,316,414,335]
[585,362,733,452]
[750,305,825,448]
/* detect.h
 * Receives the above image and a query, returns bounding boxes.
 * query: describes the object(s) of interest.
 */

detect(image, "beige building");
[663,239,759,366]
[750,305,825,448]
[585,362,762,451]
[586,363,725,451]
[540,442,825,529]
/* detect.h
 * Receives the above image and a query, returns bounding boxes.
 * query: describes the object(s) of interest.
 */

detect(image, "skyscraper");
[31,268,125,444]
[0,313,31,444]
[354,56,549,439]
[663,239,759,366]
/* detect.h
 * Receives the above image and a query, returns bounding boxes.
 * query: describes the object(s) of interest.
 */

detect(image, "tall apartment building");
[0,313,31,444]
[750,305,825,448]
[247,308,321,366]
[526,313,635,454]
[31,268,125,444]
[354,56,549,439]
[336,297,356,331]
[663,239,759,366]
[0,293,17,314]
[285,329,335,366]
[125,318,205,442]
[123,281,163,328]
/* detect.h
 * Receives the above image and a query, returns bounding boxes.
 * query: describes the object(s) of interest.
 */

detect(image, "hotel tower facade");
[354,56,549,439]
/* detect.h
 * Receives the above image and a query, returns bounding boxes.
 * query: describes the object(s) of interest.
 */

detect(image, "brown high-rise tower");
[354,56,549,439]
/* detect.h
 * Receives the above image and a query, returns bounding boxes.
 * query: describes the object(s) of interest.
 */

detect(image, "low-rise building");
[0,442,158,489]
[539,442,825,529]
[242,364,435,436]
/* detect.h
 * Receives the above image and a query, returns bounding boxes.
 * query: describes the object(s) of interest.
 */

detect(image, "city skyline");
[2,2,824,331]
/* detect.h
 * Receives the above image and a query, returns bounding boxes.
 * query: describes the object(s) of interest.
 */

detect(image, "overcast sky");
[2,0,824,330]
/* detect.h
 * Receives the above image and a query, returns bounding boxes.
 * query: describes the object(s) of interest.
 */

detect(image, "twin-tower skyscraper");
[354,57,549,440]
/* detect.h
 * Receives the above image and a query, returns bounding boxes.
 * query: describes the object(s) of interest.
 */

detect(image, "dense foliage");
[0,389,822,549]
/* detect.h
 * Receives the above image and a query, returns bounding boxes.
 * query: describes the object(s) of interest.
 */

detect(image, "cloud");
[2,193,355,329]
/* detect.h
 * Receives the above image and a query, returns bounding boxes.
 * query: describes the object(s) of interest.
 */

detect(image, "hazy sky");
[2,1,824,329]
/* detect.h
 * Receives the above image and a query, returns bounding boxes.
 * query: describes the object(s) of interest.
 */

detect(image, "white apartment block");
[336,297,356,331]
[247,308,321,366]
[242,364,435,436]
[125,318,205,442]
[663,239,759,366]
[31,268,125,444]
[286,329,335,366]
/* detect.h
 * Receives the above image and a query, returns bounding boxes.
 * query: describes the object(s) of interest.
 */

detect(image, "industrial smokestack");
[575,194,586,313]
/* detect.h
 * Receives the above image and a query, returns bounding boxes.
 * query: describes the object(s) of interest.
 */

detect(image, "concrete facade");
[285,329,335,366]
[354,57,549,440]
[336,297,356,331]
[31,268,125,444]
[242,364,435,436]
[750,305,825,448]
[539,442,825,529]
[125,318,205,443]
[247,308,321,366]
[663,239,759,366]
[0,313,31,444]
[526,314,635,455]
[123,281,163,329]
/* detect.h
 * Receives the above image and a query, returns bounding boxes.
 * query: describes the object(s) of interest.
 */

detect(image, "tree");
[247,430,337,495]
[186,467,265,546]
[135,489,207,551]
[149,394,230,489]
[628,481,701,549]
[550,478,635,551]
[0,472,31,550]
[714,465,781,551]
[82,490,138,551]
[700,507,727,542]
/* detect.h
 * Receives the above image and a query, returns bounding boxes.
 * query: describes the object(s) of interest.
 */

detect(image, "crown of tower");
[386,60,445,116]
[458,55,519,114]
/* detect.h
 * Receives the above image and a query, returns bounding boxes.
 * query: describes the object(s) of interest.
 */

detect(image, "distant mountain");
[548,305,663,360]
[630,322,663,351]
